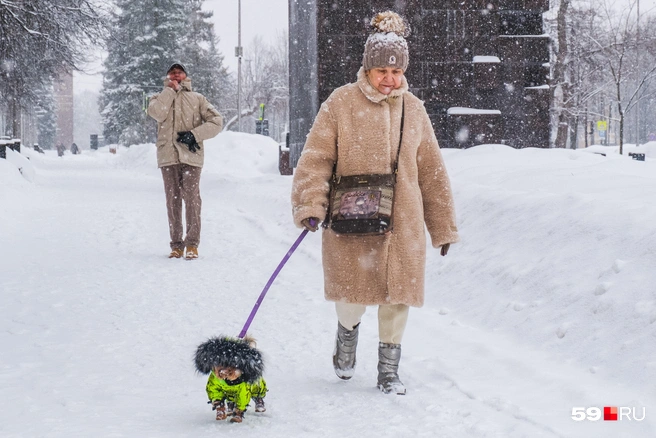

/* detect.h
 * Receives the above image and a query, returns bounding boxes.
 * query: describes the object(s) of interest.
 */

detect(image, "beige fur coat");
[292,68,459,307]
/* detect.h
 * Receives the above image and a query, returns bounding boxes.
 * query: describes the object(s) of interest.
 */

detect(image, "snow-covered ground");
[1,134,655,437]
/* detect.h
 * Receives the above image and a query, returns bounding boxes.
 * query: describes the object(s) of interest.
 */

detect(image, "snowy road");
[1,134,655,437]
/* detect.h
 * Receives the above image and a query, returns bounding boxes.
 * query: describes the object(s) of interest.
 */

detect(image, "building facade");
[289,0,550,165]
[54,70,74,148]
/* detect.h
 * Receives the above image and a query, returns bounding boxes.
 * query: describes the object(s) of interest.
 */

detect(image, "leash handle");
[238,220,315,338]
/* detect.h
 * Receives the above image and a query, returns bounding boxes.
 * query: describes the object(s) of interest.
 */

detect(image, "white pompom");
[370,11,409,37]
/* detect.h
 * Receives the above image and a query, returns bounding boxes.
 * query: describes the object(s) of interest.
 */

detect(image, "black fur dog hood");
[194,336,264,384]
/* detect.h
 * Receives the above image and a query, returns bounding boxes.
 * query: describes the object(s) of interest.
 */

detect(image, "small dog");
[195,336,267,423]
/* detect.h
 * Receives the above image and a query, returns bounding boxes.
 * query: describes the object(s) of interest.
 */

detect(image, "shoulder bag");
[324,98,405,236]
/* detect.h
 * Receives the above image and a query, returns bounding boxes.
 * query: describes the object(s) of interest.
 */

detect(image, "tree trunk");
[569,115,579,149]
[553,0,571,149]
[556,114,569,149]
[584,109,589,148]
[619,108,624,155]
[10,94,21,139]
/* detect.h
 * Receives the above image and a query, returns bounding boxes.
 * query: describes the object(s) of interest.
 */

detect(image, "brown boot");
[230,409,244,423]
[169,248,184,258]
[212,400,227,421]
[253,397,266,413]
[185,246,198,260]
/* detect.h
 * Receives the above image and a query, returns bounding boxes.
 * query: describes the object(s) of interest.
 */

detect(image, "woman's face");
[366,67,405,95]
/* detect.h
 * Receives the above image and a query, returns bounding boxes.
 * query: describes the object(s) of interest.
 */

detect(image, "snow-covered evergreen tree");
[100,0,187,145]
[100,0,231,146]
[179,0,231,110]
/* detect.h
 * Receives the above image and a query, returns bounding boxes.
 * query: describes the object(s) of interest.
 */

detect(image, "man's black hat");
[167,62,187,74]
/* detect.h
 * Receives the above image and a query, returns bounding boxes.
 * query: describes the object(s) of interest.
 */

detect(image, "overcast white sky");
[74,0,288,93]
[204,0,288,71]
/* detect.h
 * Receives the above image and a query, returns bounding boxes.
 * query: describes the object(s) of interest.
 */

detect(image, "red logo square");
[604,406,618,421]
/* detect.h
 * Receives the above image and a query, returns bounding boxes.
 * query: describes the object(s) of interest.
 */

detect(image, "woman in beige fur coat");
[291,11,459,395]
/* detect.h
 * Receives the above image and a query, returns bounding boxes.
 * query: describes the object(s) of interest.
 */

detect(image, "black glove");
[440,243,450,256]
[177,131,201,153]
[188,142,200,153]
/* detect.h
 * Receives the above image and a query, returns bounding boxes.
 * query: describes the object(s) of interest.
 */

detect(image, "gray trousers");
[161,164,202,249]
[335,302,409,344]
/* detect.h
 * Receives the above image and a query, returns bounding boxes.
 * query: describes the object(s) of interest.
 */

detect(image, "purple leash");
[238,220,315,338]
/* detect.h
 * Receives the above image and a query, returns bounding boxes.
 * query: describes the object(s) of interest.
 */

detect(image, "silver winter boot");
[377,342,406,395]
[333,322,359,380]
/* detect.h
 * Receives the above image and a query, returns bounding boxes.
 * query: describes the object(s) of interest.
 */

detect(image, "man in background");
[147,62,222,260]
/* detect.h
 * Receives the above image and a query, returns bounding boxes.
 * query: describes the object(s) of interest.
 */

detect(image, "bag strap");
[393,97,405,175]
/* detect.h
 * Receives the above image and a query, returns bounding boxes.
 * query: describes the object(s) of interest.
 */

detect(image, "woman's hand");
[301,217,320,232]
[440,243,450,256]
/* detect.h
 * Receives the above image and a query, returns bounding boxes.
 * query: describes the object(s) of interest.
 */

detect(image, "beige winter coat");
[291,68,459,307]
[147,78,223,168]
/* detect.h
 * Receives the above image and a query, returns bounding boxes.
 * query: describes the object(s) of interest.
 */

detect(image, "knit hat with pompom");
[362,11,410,71]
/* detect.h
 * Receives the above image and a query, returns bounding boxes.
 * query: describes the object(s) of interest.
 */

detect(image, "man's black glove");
[177,131,201,153]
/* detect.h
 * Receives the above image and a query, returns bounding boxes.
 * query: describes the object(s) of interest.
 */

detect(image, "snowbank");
[1,147,36,183]
[0,155,26,187]
[635,141,656,158]
[99,131,280,178]
[440,145,656,397]
[584,142,655,159]
[204,131,280,177]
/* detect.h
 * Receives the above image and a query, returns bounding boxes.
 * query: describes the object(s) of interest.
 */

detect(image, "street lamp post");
[636,0,640,146]
[236,0,243,132]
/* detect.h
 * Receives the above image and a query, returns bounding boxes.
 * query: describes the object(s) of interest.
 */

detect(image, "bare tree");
[549,0,656,152]
[549,0,609,149]
[0,0,107,137]
[550,0,571,148]
[586,0,656,153]
[224,31,289,141]
[562,5,607,149]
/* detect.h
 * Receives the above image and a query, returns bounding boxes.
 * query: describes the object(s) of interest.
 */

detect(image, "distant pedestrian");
[147,62,223,260]
[56,142,66,157]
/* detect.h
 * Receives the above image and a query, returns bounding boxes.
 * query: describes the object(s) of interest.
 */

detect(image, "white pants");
[335,302,409,344]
